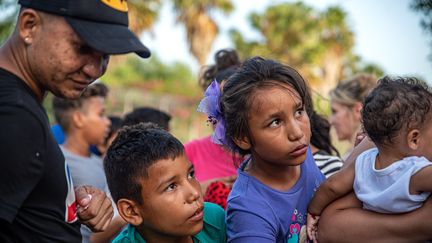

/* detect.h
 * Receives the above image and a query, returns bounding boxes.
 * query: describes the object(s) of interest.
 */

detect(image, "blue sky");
[140,0,432,84]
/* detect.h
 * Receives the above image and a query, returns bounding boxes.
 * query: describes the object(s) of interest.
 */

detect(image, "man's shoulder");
[0,68,38,109]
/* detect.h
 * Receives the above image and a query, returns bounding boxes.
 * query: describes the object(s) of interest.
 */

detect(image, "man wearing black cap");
[0,0,150,241]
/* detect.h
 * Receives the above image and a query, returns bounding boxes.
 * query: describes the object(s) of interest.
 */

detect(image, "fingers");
[90,205,114,232]
[83,195,113,232]
[76,186,114,232]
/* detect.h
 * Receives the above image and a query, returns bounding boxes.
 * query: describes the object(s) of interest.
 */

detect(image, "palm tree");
[128,0,162,35]
[0,0,18,44]
[173,0,234,65]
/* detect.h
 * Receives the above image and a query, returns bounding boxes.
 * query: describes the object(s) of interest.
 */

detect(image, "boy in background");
[104,123,226,242]
[53,83,124,242]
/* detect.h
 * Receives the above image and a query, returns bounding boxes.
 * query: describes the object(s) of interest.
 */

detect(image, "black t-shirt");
[0,68,81,242]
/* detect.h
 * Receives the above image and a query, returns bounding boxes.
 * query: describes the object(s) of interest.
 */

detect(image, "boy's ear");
[407,129,421,150]
[117,199,143,226]
[233,136,251,151]
[71,111,85,129]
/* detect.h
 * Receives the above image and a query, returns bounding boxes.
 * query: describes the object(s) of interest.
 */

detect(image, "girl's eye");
[269,119,281,128]
[188,170,196,179]
[166,183,177,192]
[295,107,305,117]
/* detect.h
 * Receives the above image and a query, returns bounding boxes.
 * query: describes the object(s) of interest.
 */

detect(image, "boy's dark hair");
[122,107,171,131]
[104,123,184,204]
[310,111,340,157]
[362,76,432,145]
[104,116,123,145]
[221,56,311,155]
[53,82,108,132]
[199,48,241,90]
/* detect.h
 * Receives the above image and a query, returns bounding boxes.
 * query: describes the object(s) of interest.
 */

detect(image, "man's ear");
[233,136,251,151]
[407,129,421,150]
[117,199,143,226]
[18,8,41,45]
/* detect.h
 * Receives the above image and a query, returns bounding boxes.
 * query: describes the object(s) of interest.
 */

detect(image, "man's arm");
[319,137,432,242]
[318,193,432,243]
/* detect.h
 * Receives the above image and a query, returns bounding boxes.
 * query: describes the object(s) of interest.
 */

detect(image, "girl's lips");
[290,145,308,157]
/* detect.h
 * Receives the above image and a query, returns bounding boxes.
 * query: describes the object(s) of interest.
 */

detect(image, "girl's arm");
[307,161,355,216]
[318,192,432,242]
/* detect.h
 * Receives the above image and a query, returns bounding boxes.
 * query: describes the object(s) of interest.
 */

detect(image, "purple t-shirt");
[226,147,324,243]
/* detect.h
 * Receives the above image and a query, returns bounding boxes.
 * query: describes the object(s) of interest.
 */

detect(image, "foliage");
[231,2,383,94]
[128,0,162,34]
[411,0,432,61]
[102,55,200,97]
[0,0,18,44]
[173,0,234,65]
[411,0,432,34]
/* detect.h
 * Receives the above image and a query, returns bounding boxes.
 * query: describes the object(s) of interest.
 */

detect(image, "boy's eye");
[188,170,196,179]
[269,119,281,128]
[166,183,177,192]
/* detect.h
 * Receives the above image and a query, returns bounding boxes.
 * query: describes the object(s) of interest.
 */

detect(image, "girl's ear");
[353,102,363,121]
[407,129,421,150]
[117,199,143,226]
[233,136,251,151]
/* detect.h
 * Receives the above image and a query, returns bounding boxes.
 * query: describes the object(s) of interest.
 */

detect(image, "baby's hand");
[307,212,320,243]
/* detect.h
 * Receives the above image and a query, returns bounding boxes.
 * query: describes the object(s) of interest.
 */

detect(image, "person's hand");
[354,130,367,147]
[75,185,114,232]
[307,212,320,243]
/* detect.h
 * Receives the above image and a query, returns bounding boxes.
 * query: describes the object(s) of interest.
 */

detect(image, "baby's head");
[362,76,432,158]
[220,56,312,165]
[104,123,204,238]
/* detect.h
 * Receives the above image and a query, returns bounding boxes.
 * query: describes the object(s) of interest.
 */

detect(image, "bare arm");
[410,165,432,194]
[342,136,375,168]
[308,161,355,216]
[319,136,432,242]
[319,193,432,243]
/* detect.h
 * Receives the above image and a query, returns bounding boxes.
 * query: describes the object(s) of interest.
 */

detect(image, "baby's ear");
[117,199,143,226]
[407,129,420,150]
[233,136,251,151]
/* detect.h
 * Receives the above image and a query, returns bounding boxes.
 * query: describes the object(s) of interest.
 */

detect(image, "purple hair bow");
[197,80,228,147]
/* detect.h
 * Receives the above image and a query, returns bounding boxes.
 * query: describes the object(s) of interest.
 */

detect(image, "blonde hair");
[330,73,377,106]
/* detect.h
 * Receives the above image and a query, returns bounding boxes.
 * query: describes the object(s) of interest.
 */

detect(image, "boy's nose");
[185,181,200,203]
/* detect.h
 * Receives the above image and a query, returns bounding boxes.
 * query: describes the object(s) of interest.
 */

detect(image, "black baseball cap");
[18,0,151,58]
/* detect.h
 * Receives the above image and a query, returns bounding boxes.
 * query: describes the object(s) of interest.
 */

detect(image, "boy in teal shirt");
[104,123,226,242]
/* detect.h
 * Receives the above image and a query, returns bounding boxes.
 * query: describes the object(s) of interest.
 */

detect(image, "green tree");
[0,0,18,44]
[128,0,161,34]
[411,0,432,34]
[231,2,382,94]
[411,0,432,61]
[173,0,234,65]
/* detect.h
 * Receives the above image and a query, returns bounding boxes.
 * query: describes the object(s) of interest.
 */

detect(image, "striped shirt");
[313,151,343,178]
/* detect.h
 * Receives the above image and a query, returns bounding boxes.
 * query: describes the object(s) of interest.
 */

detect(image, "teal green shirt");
[113,202,226,243]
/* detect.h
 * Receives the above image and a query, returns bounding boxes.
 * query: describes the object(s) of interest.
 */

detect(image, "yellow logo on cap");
[101,0,128,12]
